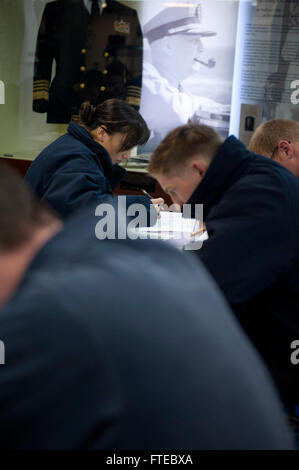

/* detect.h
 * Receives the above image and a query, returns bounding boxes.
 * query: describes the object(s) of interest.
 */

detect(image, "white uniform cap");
[144,3,217,44]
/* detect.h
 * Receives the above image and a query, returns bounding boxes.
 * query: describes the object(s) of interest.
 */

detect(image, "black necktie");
[91,0,100,17]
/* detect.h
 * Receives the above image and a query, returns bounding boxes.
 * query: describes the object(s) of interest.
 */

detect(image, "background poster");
[230,0,299,141]
[3,0,299,159]
[139,0,239,152]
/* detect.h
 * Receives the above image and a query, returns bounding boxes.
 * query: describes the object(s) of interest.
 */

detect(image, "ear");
[278,140,294,160]
[191,160,207,178]
[96,126,107,143]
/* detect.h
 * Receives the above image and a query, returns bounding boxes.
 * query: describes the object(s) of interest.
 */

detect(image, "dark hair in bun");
[79,99,150,150]
[79,102,97,127]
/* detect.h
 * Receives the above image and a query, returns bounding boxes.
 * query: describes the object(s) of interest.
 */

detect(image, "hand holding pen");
[142,189,164,217]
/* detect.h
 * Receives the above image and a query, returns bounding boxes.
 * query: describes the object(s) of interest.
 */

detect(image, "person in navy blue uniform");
[33,0,143,123]
[0,164,293,449]
[149,123,299,409]
[25,99,161,219]
[249,119,299,178]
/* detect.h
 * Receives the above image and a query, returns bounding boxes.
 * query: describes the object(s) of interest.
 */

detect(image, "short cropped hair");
[148,124,223,175]
[249,119,299,156]
[0,163,57,251]
[79,99,150,151]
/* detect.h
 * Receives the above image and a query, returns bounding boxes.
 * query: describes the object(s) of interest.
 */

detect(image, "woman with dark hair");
[25,99,162,219]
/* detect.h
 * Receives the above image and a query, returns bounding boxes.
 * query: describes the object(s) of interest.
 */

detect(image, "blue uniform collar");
[67,121,114,174]
[187,136,256,219]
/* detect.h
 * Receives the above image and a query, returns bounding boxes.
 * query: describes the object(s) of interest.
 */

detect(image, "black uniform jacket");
[33,0,143,123]
[189,135,299,405]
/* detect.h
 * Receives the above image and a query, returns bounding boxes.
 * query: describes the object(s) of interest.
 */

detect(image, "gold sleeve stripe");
[33,79,49,100]
[127,86,141,95]
[126,96,141,106]
[127,86,141,96]
[34,80,49,92]
[33,80,49,85]
[33,85,49,91]
[127,85,141,93]
[127,91,141,98]
[33,91,49,101]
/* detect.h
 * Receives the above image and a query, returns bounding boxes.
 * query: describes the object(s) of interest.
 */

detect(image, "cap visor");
[179,25,217,37]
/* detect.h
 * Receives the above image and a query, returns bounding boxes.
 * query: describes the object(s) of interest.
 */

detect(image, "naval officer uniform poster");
[139,0,239,152]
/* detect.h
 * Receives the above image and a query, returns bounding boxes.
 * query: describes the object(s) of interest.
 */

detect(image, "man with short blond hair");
[149,123,299,408]
[249,119,299,177]
[148,124,222,173]
[148,124,222,206]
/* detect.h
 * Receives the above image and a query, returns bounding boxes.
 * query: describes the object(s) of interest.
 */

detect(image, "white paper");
[137,211,199,234]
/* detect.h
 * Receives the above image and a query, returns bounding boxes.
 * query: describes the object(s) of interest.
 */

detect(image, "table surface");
[0,155,149,174]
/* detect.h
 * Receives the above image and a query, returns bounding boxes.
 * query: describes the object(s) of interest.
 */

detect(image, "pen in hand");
[190,225,207,237]
[142,189,164,218]
[142,189,164,206]
[141,189,152,199]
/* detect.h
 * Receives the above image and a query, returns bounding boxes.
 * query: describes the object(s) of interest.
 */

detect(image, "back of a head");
[0,193,293,449]
[0,163,57,251]
[249,119,299,157]
[148,123,223,176]
[79,99,150,151]
[0,229,292,449]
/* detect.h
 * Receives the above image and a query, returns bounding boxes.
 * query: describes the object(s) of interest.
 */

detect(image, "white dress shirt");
[83,0,104,15]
